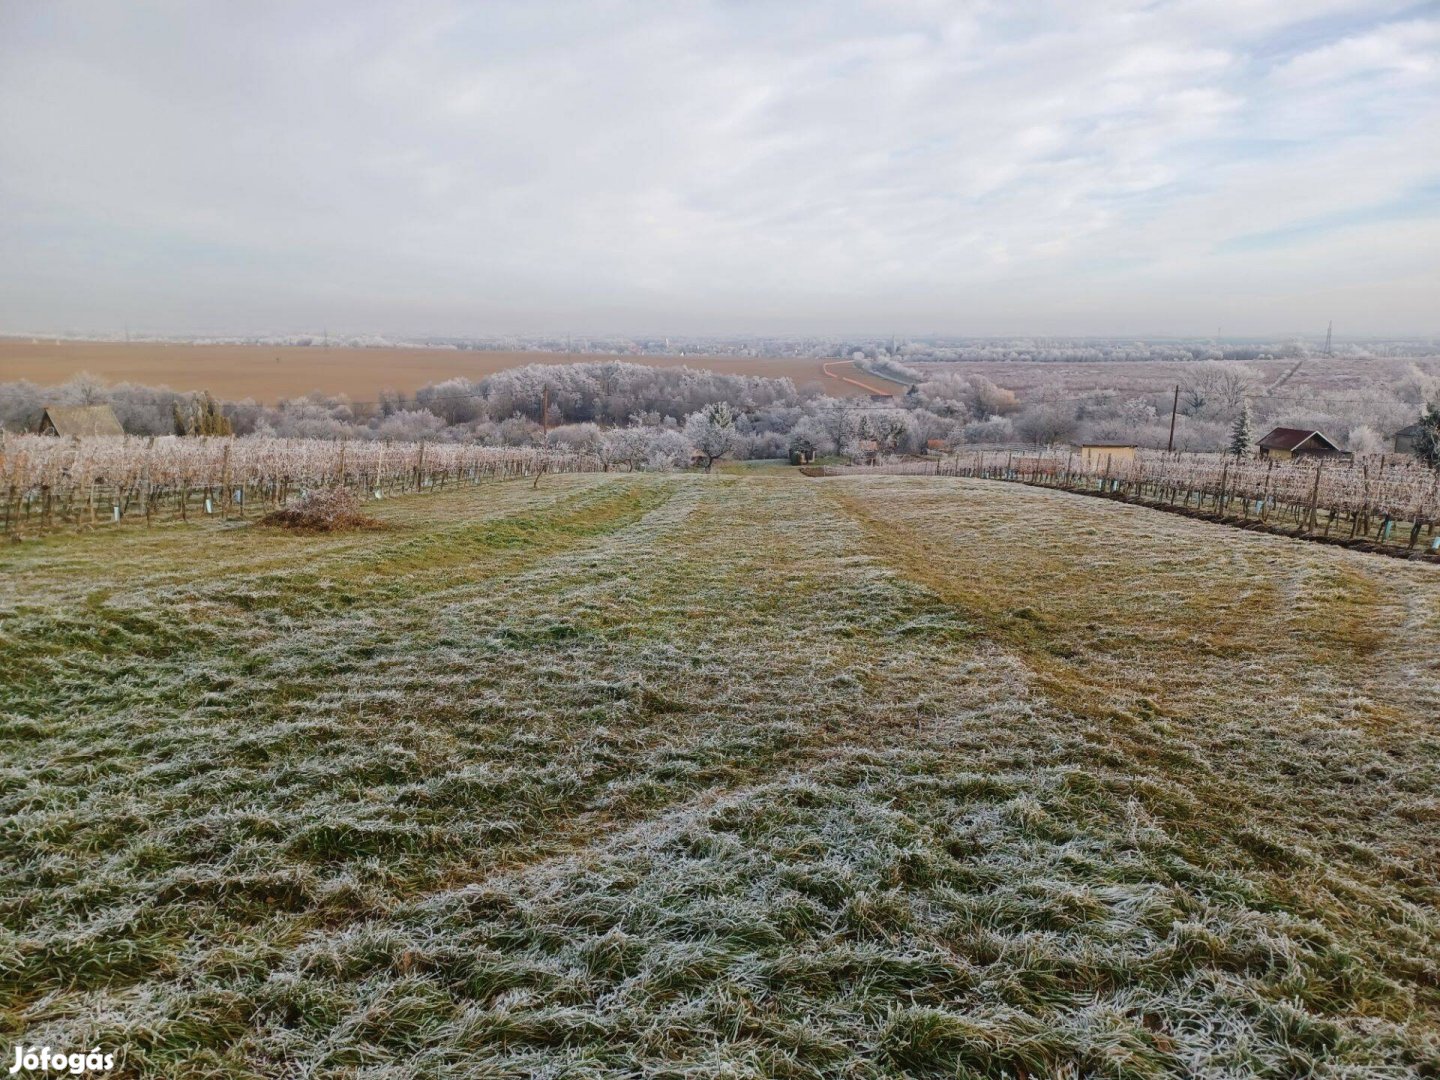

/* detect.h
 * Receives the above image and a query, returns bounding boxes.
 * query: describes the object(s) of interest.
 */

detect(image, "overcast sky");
[1,1,1437,338]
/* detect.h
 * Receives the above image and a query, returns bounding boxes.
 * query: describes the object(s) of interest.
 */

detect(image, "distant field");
[2,472,1437,1076]
[915,354,1440,399]
[8,340,1431,409]
[0,340,872,402]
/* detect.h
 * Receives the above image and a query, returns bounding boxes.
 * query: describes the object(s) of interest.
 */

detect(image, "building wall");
[1078,445,1136,465]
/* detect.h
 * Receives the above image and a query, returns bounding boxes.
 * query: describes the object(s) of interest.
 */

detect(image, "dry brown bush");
[258,487,384,531]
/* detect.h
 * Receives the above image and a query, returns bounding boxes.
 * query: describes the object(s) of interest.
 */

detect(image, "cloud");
[1271,18,1440,87]
[0,0,1435,335]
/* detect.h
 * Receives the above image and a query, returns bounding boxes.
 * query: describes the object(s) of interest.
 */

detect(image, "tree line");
[3,358,1437,466]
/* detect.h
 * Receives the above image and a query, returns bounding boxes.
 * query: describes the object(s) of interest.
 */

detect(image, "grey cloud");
[0,0,1435,336]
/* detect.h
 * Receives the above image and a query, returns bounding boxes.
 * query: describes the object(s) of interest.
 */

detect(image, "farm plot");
[0,341,856,402]
[1,473,1438,1077]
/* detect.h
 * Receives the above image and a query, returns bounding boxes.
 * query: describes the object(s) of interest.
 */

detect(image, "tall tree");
[173,391,233,436]
[1229,400,1253,458]
[1415,400,1440,469]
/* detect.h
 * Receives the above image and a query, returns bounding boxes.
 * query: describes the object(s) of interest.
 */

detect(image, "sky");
[1,0,1437,339]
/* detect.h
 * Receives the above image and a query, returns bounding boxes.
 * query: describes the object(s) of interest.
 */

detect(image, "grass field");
[2,473,1438,1077]
[0,341,869,403]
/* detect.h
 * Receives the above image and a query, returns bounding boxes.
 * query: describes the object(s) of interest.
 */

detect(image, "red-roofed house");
[1256,427,1343,461]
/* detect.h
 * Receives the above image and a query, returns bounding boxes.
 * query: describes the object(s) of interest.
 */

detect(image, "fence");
[1,434,601,534]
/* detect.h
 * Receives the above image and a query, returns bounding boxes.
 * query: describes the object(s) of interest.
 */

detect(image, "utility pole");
[1324,321,1333,356]
[1167,384,1180,452]
[541,386,550,439]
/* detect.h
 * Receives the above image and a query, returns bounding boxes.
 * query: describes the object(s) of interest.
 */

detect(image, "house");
[788,436,816,466]
[1393,422,1425,456]
[36,404,124,437]
[1256,427,1343,461]
[1074,442,1136,466]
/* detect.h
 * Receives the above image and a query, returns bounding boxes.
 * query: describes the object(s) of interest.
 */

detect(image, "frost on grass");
[1,473,1438,1077]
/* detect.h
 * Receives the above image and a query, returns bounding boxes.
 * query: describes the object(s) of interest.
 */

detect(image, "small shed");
[37,404,124,437]
[1392,422,1425,456]
[1256,427,1342,461]
[1074,442,1136,466]
[788,436,816,466]
[925,438,948,454]
[857,438,880,465]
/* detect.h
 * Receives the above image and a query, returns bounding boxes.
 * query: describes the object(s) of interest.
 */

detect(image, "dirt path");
[821,358,896,397]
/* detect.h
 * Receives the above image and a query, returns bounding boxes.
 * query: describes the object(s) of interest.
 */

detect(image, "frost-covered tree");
[1184,362,1258,419]
[872,410,910,452]
[602,426,653,472]
[1346,424,1386,457]
[645,428,691,470]
[969,376,1021,417]
[962,416,1015,445]
[1015,402,1079,446]
[545,422,605,457]
[1416,401,1440,469]
[375,408,446,442]
[173,392,233,436]
[683,401,738,472]
[0,380,48,432]
[1229,400,1253,458]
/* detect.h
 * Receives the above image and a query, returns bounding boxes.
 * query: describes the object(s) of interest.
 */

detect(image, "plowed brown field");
[0,339,869,403]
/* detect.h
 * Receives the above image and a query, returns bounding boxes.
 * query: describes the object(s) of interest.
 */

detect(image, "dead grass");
[258,489,385,532]
[1,473,1437,1077]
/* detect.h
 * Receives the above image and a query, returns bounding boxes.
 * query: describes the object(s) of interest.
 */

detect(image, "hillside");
[2,473,1438,1077]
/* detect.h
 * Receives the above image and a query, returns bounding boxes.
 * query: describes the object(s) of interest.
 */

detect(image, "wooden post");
[1304,464,1321,533]
[1166,384,1179,452]
[221,441,233,519]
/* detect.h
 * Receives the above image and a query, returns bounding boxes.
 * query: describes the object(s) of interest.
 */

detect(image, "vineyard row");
[819,449,1440,557]
[0,435,603,533]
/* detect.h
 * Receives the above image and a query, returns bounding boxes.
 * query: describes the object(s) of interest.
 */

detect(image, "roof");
[1075,441,1136,448]
[39,404,124,437]
[1257,427,1340,453]
[1393,422,1425,438]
